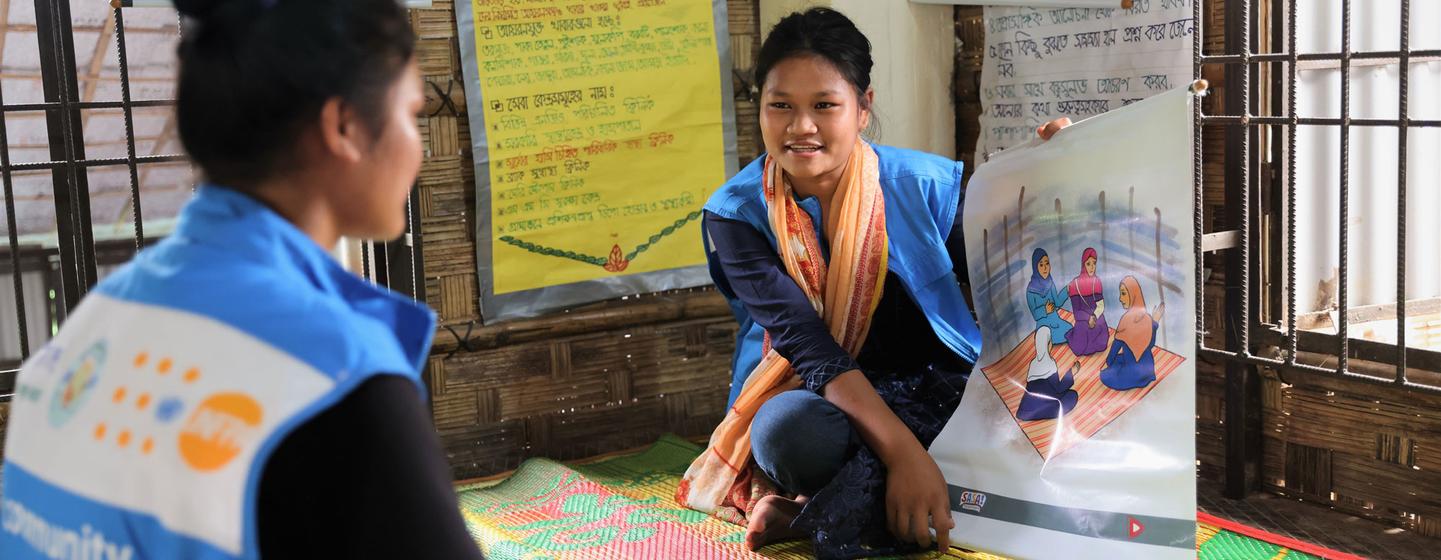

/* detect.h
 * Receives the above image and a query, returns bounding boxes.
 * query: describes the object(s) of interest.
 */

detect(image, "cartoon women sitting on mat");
[1065,248,1110,356]
[1027,248,1071,344]
[1016,325,1079,421]
[1101,276,1166,391]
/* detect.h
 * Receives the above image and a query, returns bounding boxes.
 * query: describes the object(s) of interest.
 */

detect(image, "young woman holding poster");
[676,8,1070,558]
[0,2,481,558]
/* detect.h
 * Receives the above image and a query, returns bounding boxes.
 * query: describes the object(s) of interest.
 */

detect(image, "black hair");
[173,0,416,187]
[754,8,873,107]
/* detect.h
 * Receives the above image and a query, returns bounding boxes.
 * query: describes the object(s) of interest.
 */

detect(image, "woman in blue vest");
[681,8,1069,558]
[0,1,481,558]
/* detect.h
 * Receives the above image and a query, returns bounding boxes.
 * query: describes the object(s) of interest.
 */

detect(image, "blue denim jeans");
[750,390,856,496]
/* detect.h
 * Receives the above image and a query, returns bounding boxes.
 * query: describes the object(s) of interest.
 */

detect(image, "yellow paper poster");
[468,0,726,295]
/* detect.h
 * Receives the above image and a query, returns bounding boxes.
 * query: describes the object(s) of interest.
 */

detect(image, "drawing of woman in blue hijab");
[1027,248,1071,344]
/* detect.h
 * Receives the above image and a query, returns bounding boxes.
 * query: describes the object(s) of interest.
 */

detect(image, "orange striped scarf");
[676,139,888,524]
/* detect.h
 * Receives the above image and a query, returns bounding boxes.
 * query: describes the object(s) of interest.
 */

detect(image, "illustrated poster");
[931,86,1198,559]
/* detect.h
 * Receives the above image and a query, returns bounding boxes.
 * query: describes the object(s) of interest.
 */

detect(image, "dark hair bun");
[175,0,415,187]
[755,8,874,98]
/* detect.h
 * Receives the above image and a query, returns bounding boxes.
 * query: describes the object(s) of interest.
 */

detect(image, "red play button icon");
[1128,517,1145,538]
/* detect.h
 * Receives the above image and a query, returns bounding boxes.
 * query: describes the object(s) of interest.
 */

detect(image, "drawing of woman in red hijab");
[1064,248,1109,356]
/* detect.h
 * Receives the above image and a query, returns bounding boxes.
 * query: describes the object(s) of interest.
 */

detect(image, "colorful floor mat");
[456,435,1362,559]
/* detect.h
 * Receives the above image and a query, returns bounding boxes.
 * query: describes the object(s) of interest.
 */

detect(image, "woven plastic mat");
[457,434,1355,559]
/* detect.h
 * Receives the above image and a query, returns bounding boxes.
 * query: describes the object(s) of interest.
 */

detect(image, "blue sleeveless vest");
[704,145,983,406]
[0,186,435,559]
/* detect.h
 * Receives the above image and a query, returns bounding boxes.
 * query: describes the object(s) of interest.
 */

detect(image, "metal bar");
[1296,297,1441,330]
[35,0,93,314]
[114,7,144,250]
[0,366,15,400]
[409,184,426,303]
[1199,116,1441,127]
[1198,346,1441,393]
[1193,0,1204,368]
[0,52,28,361]
[56,0,96,295]
[1203,335,1417,379]
[1199,48,1441,63]
[360,239,372,282]
[1395,0,1410,385]
[1220,0,1257,500]
[1338,0,1351,376]
[408,185,430,395]
[0,154,189,172]
[1285,0,1297,366]
[1294,330,1441,374]
[1,99,174,112]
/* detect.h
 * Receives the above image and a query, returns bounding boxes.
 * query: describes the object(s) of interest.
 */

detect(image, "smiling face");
[1085,256,1097,276]
[759,54,871,194]
[1038,255,1051,279]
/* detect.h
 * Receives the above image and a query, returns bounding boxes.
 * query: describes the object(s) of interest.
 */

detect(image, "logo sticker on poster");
[959,491,988,513]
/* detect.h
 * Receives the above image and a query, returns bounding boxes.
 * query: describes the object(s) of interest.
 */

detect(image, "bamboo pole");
[985,227,998,337]
[1156,207,1166,348]
[1129,186,1136,265]
[1004,214,1013,328]
[1055,198,1064,275]
[1099,191,1107,267]
[430,291,730,352]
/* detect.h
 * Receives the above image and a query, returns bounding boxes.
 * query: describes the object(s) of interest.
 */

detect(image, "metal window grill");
[1196,0,1440,497]
[0,1,426,399]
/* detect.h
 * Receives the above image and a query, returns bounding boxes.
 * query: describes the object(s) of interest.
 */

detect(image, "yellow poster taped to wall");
[463,0,729,301]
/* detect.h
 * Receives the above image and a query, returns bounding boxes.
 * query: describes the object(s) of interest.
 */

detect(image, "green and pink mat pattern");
[456,435,1365,559]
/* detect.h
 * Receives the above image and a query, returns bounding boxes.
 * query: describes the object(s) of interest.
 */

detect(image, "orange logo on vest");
[178,393,263,472]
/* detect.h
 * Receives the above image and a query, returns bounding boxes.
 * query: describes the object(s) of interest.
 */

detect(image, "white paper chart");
[977,0,1194,162]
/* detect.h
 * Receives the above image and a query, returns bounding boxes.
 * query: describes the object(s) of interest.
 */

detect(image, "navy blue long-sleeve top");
[703,194,971,392]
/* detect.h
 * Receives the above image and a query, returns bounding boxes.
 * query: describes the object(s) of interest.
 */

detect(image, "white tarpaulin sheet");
[932,86,1198,559]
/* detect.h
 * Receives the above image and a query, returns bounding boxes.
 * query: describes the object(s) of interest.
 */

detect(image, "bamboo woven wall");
[412,0,761,480]
[1258,367,1441,537]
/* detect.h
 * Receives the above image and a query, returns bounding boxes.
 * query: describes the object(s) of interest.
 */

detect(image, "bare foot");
[745,495,806,550]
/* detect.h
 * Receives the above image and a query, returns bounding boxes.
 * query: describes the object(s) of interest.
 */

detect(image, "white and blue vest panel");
[4,294,337,558]
[0,185,434,560]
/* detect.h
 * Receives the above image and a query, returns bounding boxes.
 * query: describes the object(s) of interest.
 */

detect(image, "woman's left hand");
[1036,117,1073,141]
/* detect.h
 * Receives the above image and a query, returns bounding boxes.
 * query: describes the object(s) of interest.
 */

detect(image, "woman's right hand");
[1046,302,1056,314]
[884,446,954,551]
